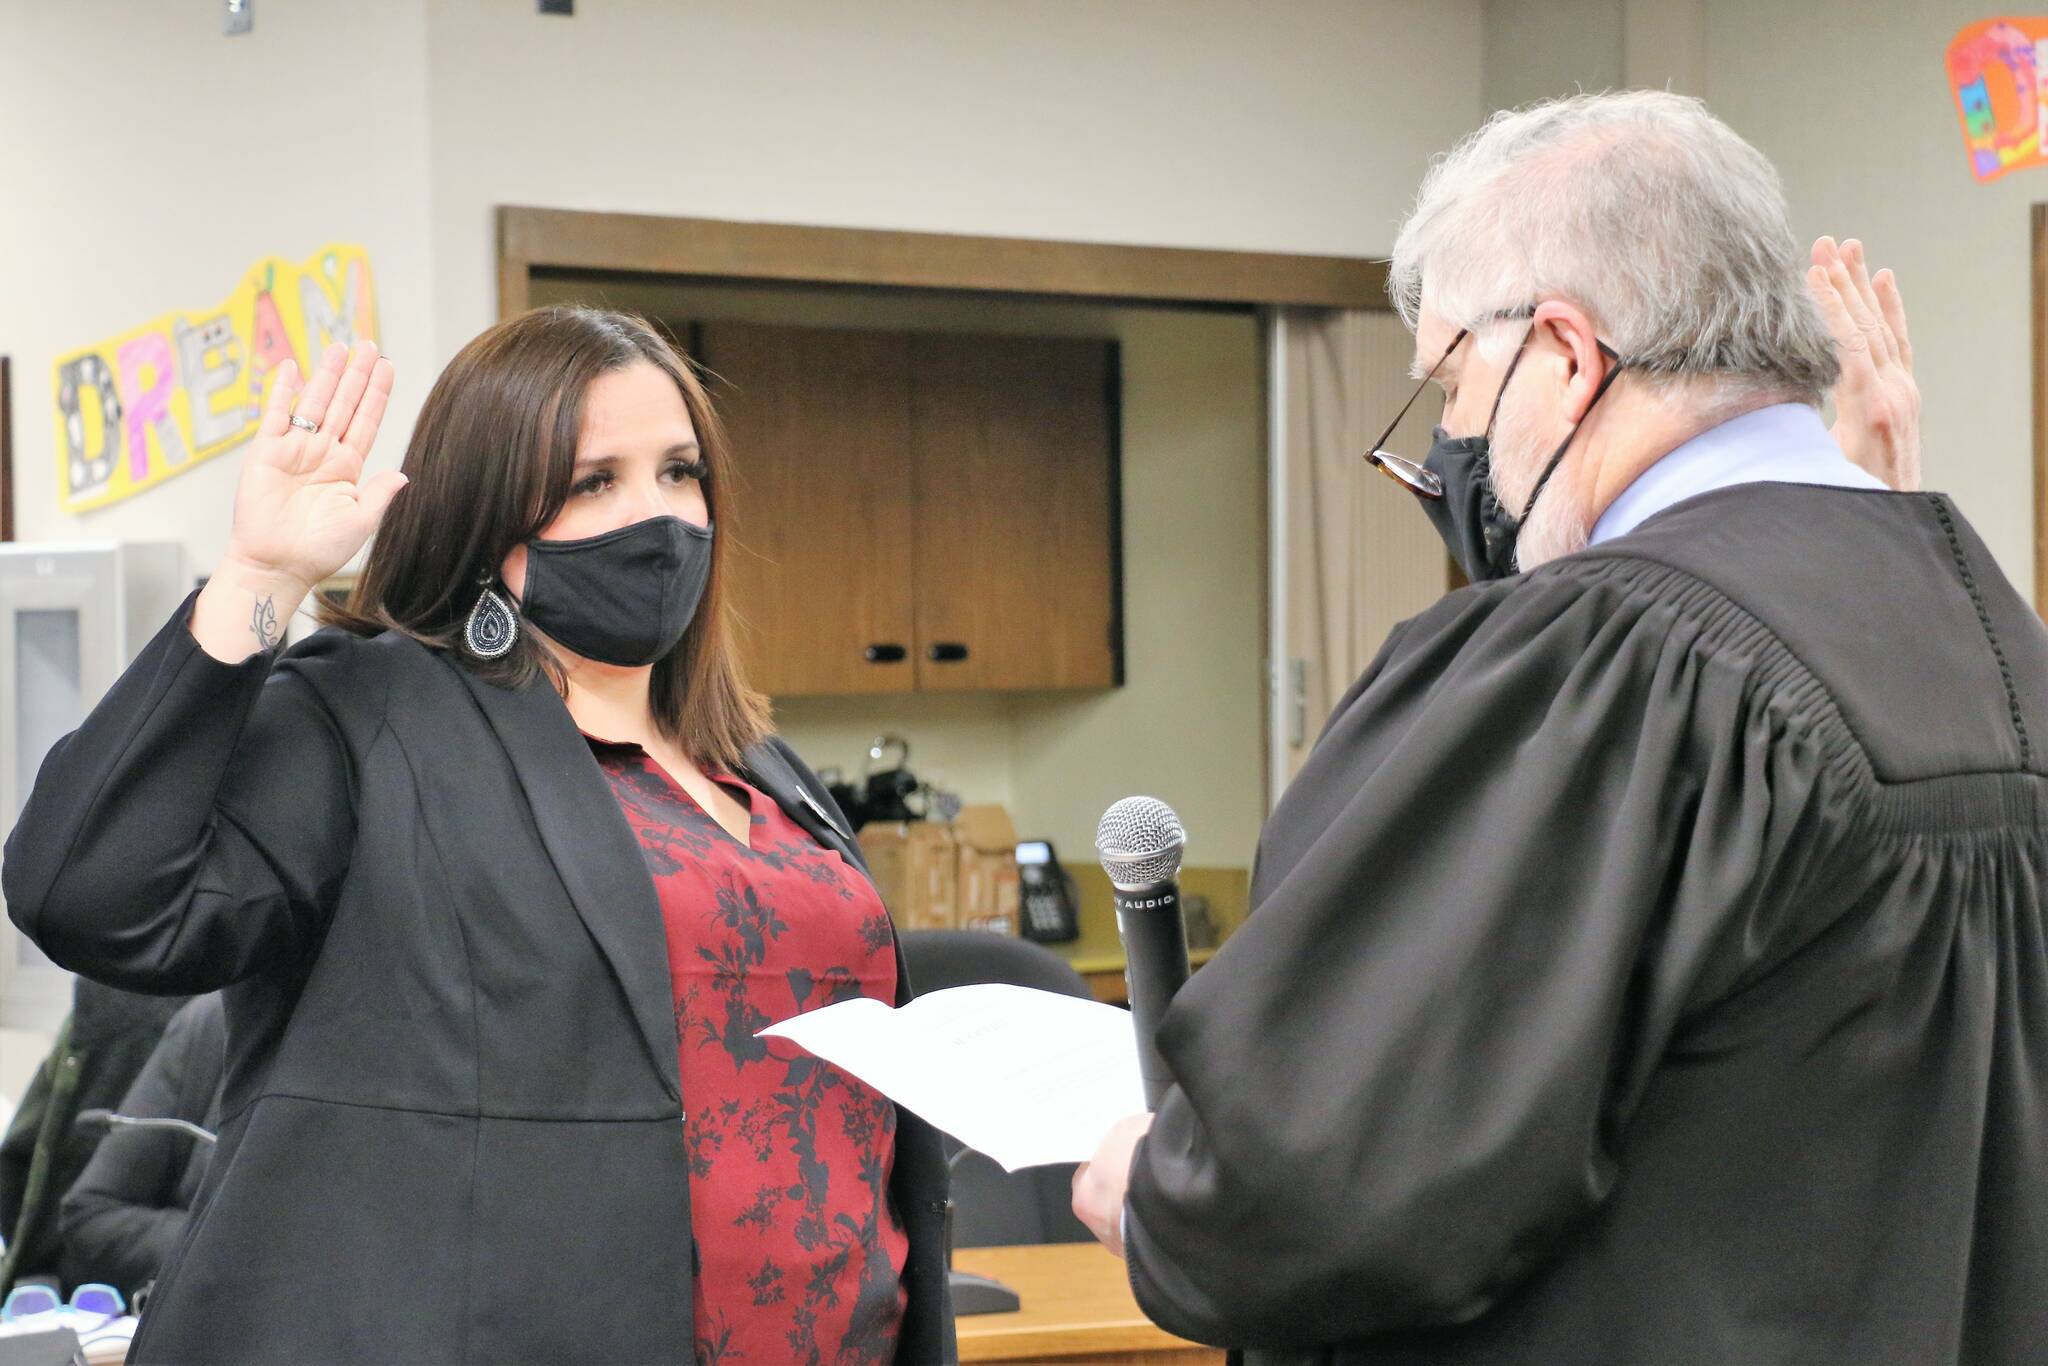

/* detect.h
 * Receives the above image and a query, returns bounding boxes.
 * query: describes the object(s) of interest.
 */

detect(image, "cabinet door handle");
[928,642,970,663]
[864,643,907,664]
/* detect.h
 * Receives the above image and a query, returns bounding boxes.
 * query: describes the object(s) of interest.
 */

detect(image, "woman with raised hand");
[4,312,953,1365]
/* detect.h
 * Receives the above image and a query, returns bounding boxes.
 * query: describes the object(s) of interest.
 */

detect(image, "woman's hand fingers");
[229,340,402,591]
[286,342,352,440]
[315,342,382,473]
[255,359,302,441]
[339,356,396,467]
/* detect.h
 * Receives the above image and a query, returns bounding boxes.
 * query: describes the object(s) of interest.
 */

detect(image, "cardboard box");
[858,820,958,931]
[953,805,1020,936]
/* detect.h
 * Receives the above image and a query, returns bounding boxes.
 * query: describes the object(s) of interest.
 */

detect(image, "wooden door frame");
[496,207,1391,316]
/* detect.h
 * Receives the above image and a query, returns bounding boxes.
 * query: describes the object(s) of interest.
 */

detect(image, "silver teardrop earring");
[464,572,519,659]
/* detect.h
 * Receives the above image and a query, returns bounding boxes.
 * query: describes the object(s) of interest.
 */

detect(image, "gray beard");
[1513,476,1592,570]
[1489,401,1593,572]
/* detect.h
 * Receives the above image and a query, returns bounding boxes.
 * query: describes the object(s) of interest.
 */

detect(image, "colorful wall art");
[52,245,377,515]
[1949,18,2048,182]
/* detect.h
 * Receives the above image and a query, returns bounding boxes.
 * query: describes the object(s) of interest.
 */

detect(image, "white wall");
[1480,0,2037,594]
[1705,0,2034,594]
[422,0,1483,351]
[1483,0,1624,111]
[0,0,436,576]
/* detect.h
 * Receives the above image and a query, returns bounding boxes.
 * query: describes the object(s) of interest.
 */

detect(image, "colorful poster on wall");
[1948,18,2048,182]
[51,244,377,515]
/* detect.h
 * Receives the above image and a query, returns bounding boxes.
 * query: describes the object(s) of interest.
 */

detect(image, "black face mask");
[1367,312,1624,583]
[518,515,714,667]
[1415,431,1519,583]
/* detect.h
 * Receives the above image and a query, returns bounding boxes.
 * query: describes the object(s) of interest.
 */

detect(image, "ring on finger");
[289,414,319,433]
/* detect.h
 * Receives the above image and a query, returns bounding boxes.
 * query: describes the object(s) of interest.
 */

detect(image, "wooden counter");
[1051,864,1245,1005]
[953,1242,1225,1364]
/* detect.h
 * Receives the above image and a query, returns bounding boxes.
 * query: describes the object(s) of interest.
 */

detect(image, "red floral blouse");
[588,737,908,1366]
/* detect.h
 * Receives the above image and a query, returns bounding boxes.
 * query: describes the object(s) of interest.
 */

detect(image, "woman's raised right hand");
[228,339,404,590]
[191,340,404,661]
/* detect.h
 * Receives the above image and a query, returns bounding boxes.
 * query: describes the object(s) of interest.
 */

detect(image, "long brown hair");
[321,306,772,770]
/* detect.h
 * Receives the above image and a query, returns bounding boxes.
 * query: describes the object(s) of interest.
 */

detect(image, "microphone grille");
[1095,796,1186,886]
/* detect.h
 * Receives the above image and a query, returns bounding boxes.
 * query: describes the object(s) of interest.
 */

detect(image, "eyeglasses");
[1,1281,126,1321]
[1362,305,1539,500]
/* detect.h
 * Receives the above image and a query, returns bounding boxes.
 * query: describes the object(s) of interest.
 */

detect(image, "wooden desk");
[953,1243,1225,1364]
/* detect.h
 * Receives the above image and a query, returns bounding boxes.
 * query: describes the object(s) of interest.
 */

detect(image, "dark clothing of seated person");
[0,979,189,1295]
[58,995,224,1300]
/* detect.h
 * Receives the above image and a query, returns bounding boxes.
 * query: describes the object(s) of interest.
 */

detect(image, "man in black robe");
[1073,90,2043,1364]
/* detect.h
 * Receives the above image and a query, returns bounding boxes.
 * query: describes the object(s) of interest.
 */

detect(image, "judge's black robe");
[1125,485,2048,1365]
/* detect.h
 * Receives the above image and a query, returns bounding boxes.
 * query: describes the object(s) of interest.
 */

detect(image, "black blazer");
[3,599,956,1364]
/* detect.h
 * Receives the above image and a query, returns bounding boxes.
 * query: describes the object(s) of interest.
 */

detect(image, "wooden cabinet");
[691,322,918,695]
[694,321,1121,697]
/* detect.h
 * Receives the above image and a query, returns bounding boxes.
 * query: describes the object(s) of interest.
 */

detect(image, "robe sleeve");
[1123,566,1847,1349]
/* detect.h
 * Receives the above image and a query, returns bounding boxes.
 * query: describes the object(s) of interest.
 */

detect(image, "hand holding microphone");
[1096,796,1191,1111]
[1074,796,1189,1255]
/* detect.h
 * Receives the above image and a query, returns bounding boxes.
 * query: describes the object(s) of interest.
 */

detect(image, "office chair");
[897,931,1094,1249]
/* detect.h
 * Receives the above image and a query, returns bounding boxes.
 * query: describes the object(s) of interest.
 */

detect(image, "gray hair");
[1389,90,1838,403]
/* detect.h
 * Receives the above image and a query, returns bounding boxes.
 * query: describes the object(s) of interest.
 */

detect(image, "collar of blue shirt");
[1588,401,1887,547]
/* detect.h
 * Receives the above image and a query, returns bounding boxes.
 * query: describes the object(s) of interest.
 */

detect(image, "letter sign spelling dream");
[52,245,377,514]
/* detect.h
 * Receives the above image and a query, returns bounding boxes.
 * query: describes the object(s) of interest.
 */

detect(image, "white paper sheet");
[758,983,1145,1172]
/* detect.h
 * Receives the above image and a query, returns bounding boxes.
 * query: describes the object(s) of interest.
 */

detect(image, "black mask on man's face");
[1416,324,1537,582]
[1368,313,1625,582]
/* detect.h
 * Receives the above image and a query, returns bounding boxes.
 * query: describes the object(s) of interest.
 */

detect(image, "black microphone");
[1096,796,1190,1111]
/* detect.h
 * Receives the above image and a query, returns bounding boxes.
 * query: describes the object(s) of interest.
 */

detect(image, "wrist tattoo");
[252,595,282,651]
